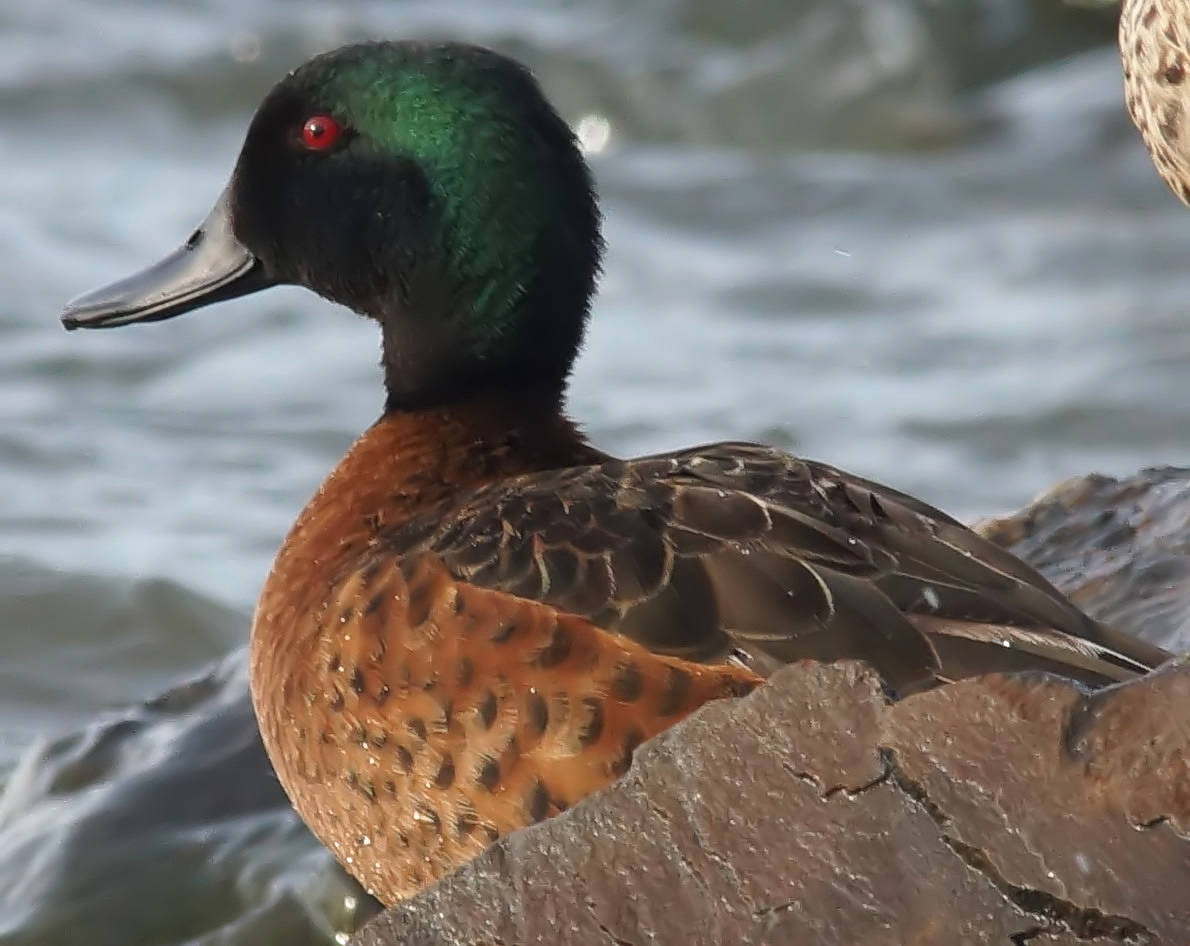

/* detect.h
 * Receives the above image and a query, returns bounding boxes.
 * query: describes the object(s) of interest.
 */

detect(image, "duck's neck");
[259,392,605,617]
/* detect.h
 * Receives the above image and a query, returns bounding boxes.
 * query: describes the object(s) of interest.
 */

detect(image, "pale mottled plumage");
[1122,0,1190,204]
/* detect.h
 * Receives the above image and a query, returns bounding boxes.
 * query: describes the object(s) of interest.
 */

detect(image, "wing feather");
[383,442,1167,691]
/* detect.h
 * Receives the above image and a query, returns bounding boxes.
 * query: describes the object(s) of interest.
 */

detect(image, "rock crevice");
[355,654,1190,945]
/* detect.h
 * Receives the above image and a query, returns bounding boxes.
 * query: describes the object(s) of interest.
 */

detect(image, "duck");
[60,41,1170,905]
[1121,0,1190,204]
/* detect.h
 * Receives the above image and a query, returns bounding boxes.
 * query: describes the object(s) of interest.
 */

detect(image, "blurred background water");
[2,0,1188,943]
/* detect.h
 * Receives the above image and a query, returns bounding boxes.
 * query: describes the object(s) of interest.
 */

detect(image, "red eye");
[300,114,342,151]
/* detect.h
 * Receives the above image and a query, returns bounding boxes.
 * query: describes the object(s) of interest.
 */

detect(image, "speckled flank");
[1121,0,1190,205]
[304,554,754,901]
[249,405,759,904]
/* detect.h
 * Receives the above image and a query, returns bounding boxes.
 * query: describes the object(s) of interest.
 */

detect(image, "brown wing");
[393,442,1168,693]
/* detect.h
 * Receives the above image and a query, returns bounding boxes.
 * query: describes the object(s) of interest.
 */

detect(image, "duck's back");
[401,441,1166,689]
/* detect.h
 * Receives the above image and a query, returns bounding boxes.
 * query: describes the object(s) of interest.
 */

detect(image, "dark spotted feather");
[392,443,1168,692]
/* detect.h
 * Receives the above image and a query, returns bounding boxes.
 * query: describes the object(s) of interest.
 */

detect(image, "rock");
[357,660,1190,945]
[883,663,1190,941]
[976,466,1190,652]
[354,472,1190,946]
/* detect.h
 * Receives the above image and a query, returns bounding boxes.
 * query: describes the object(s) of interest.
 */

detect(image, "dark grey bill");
[61,189,275,331]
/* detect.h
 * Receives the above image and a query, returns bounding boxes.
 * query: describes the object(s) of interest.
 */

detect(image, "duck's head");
[61,42,603,409]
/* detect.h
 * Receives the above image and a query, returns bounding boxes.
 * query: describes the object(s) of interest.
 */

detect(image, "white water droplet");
[576,113,612,154]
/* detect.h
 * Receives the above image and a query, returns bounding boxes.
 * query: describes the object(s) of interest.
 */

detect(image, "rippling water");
[2,0,1187,942]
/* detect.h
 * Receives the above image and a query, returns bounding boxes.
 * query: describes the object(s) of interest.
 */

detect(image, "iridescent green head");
[61,42,604,410]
